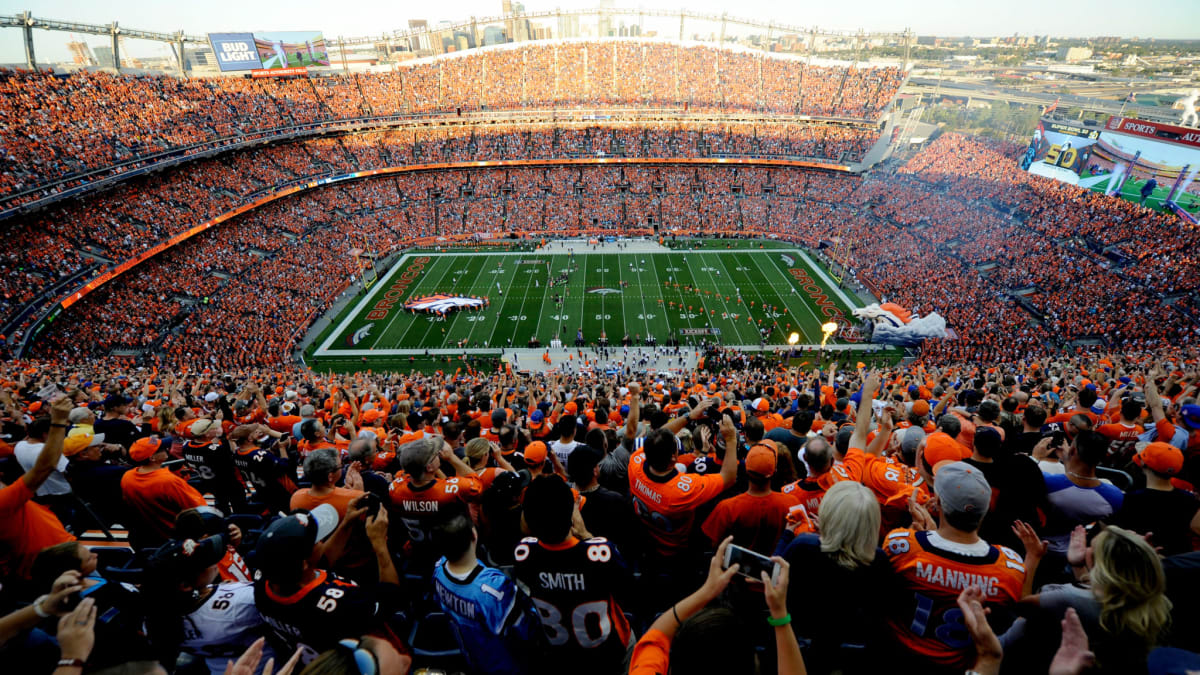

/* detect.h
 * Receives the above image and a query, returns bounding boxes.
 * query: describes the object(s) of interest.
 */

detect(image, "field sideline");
[313,244,861,362]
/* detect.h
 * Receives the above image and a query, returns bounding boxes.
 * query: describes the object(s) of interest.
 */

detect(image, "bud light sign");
[208,33,263,71]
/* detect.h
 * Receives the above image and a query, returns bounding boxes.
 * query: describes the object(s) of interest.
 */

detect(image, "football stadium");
[1,5,1199,675]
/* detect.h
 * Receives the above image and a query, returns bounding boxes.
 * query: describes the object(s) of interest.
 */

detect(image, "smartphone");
[722,544,782,585]
[163,458,188,471]
[359,492,382,519]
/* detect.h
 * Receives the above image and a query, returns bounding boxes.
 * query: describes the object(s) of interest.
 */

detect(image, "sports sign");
[208,33,262,72]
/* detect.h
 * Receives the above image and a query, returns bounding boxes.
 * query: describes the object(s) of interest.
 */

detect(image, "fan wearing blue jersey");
[515,475,633,675]
[432,510,542,675]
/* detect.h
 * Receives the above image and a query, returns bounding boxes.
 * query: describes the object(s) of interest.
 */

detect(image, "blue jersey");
[433,557,540,675]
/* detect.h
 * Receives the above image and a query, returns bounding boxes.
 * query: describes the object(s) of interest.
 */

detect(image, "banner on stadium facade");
[1021,116,1200,220]
[208,33,263,71]
[254,31,330,70]
[251,67,309,78]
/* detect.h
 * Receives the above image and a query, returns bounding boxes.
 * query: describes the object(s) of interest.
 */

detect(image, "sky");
[2,0,1198,64]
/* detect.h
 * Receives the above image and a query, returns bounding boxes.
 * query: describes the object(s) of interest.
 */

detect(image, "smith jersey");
[512,536,632,671]
[180,581,270,675]
[254,569,394,665]
[433,558,540,675]
[882,529,1025,669]
[627,450,726,556]
[388,475,483,544]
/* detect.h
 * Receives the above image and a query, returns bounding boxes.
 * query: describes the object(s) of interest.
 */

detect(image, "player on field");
[515,475,632,674]
[882,462,1025,672]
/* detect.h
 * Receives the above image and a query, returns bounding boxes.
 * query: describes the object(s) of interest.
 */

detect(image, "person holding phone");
[629,537,806,675]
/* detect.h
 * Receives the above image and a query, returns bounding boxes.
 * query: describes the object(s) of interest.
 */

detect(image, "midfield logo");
[403,294,487,313]
[588,288,622,295]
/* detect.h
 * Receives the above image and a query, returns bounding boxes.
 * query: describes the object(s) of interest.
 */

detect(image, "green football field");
[1085,173,1200,214]
[312,246,861,363]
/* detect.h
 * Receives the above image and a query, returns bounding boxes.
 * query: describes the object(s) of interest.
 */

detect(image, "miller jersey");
[512,536,632,670]
[883,528,1025,669]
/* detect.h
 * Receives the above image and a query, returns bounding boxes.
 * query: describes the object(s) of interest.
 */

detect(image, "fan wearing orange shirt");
[628,408,738,562]
[388,436,482,565]
[882,462,1025,672]
[701,441,800,555]
[121,435,207,549]
[1095,396,1146,463]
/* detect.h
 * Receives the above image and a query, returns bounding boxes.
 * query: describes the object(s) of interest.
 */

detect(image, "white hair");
[819,481,881,570]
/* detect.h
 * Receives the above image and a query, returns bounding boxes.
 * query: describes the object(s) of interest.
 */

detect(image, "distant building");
[66,40,95,66]
[1057,46,1093,62]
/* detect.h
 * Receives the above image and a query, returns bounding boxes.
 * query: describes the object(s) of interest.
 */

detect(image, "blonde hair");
[1090,526,1172,648]
[818,481,881,570]
[464,437,491,463]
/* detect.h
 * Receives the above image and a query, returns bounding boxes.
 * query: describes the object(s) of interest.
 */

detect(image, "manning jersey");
[627,450,727,556]
[513,536,632,672]
[180,581,270,675]
[254,569,398,665]
[882,528,1025,670]
[388,475,483,545]
[433,558,541,675]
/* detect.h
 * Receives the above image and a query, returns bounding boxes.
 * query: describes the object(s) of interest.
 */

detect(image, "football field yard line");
[679,254,724,343]
[645,255,671,341]
[443,254,492,348]
[461,255,502,347]
[509,261,540,346]
[531,259,552,343]
[408,256,466,349]
[621,256,651,338]
[686,254,727,342]
[485,259,529,348]
[709,253,760,344]
[724,252,775,342]
[368,254,444,351]
[747,252,819,343]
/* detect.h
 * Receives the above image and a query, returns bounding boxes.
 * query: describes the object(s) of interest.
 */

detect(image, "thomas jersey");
[388,475,483,544]
[254,570,390,665]
[433,558,540,675]
[882,529,1025,669]
[513,536,632,668]
[180,581,270,675]
[627,450,726,556]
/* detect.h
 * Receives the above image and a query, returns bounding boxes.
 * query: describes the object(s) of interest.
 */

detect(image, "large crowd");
[1,348,1199,675]
[0,45,902,204]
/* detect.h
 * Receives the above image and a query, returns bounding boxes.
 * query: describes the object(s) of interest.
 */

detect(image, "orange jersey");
[883,528,1025,669]
[628,450,727,556]
[1096,422,1144,460]
[388,475,482,543]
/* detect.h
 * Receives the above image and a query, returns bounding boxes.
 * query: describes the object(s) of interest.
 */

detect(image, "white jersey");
[180,582,271,675]
[549,439,579,465]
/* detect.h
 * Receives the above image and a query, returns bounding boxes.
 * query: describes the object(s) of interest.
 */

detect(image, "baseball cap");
[62,432,105,457]
[1180,404,1200,430]
[911,400,930,417]
[361,409,383,424]
[145,534,229,582]
[175,505,228,539]
[746,442,777,477]
[754,398,770,412]
[1134,442,1184,475]
[564,402,579,414]
[129,436,165,462]
[299,404,316,417]
[900,426,926,456]
[528,409,545,429]
[923,432,969,472]
[204,392,221,403]
[252,504,340,579]
[524,441,548,465]
[934,462,991,519]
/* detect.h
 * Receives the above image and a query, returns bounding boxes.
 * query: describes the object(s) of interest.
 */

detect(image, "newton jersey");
[882,529,1025,669]
[433,558,540,675]
[512,536,632,669]
[180,581,270,675]
[254,570,392,665]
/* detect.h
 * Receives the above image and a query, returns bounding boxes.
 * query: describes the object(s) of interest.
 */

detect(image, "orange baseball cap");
[1134,442,1183,475]
[524,441,548,465]
[130,436,164,462]
[746,442,777,477]
[924,432,969,472]
[911,400,930,417]
[564,402,578,414]
[62,432,104,457]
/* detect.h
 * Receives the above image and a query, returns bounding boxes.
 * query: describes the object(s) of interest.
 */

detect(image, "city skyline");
[1,0,1197,66]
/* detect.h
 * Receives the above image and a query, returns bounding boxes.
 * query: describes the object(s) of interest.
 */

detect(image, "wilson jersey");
[882,528,1025,670]
[433,558,541,675]
[254,569,397,665]
[627,450,727,556]
[512,536,632,671]
[180,581,270,675]
[388,475,483,545]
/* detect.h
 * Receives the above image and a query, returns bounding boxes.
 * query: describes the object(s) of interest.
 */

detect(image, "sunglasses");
[336,638,379,675]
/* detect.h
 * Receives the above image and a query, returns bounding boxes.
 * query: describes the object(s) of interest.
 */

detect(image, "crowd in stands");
[0,44,900,203]
[2,350,1200,674]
